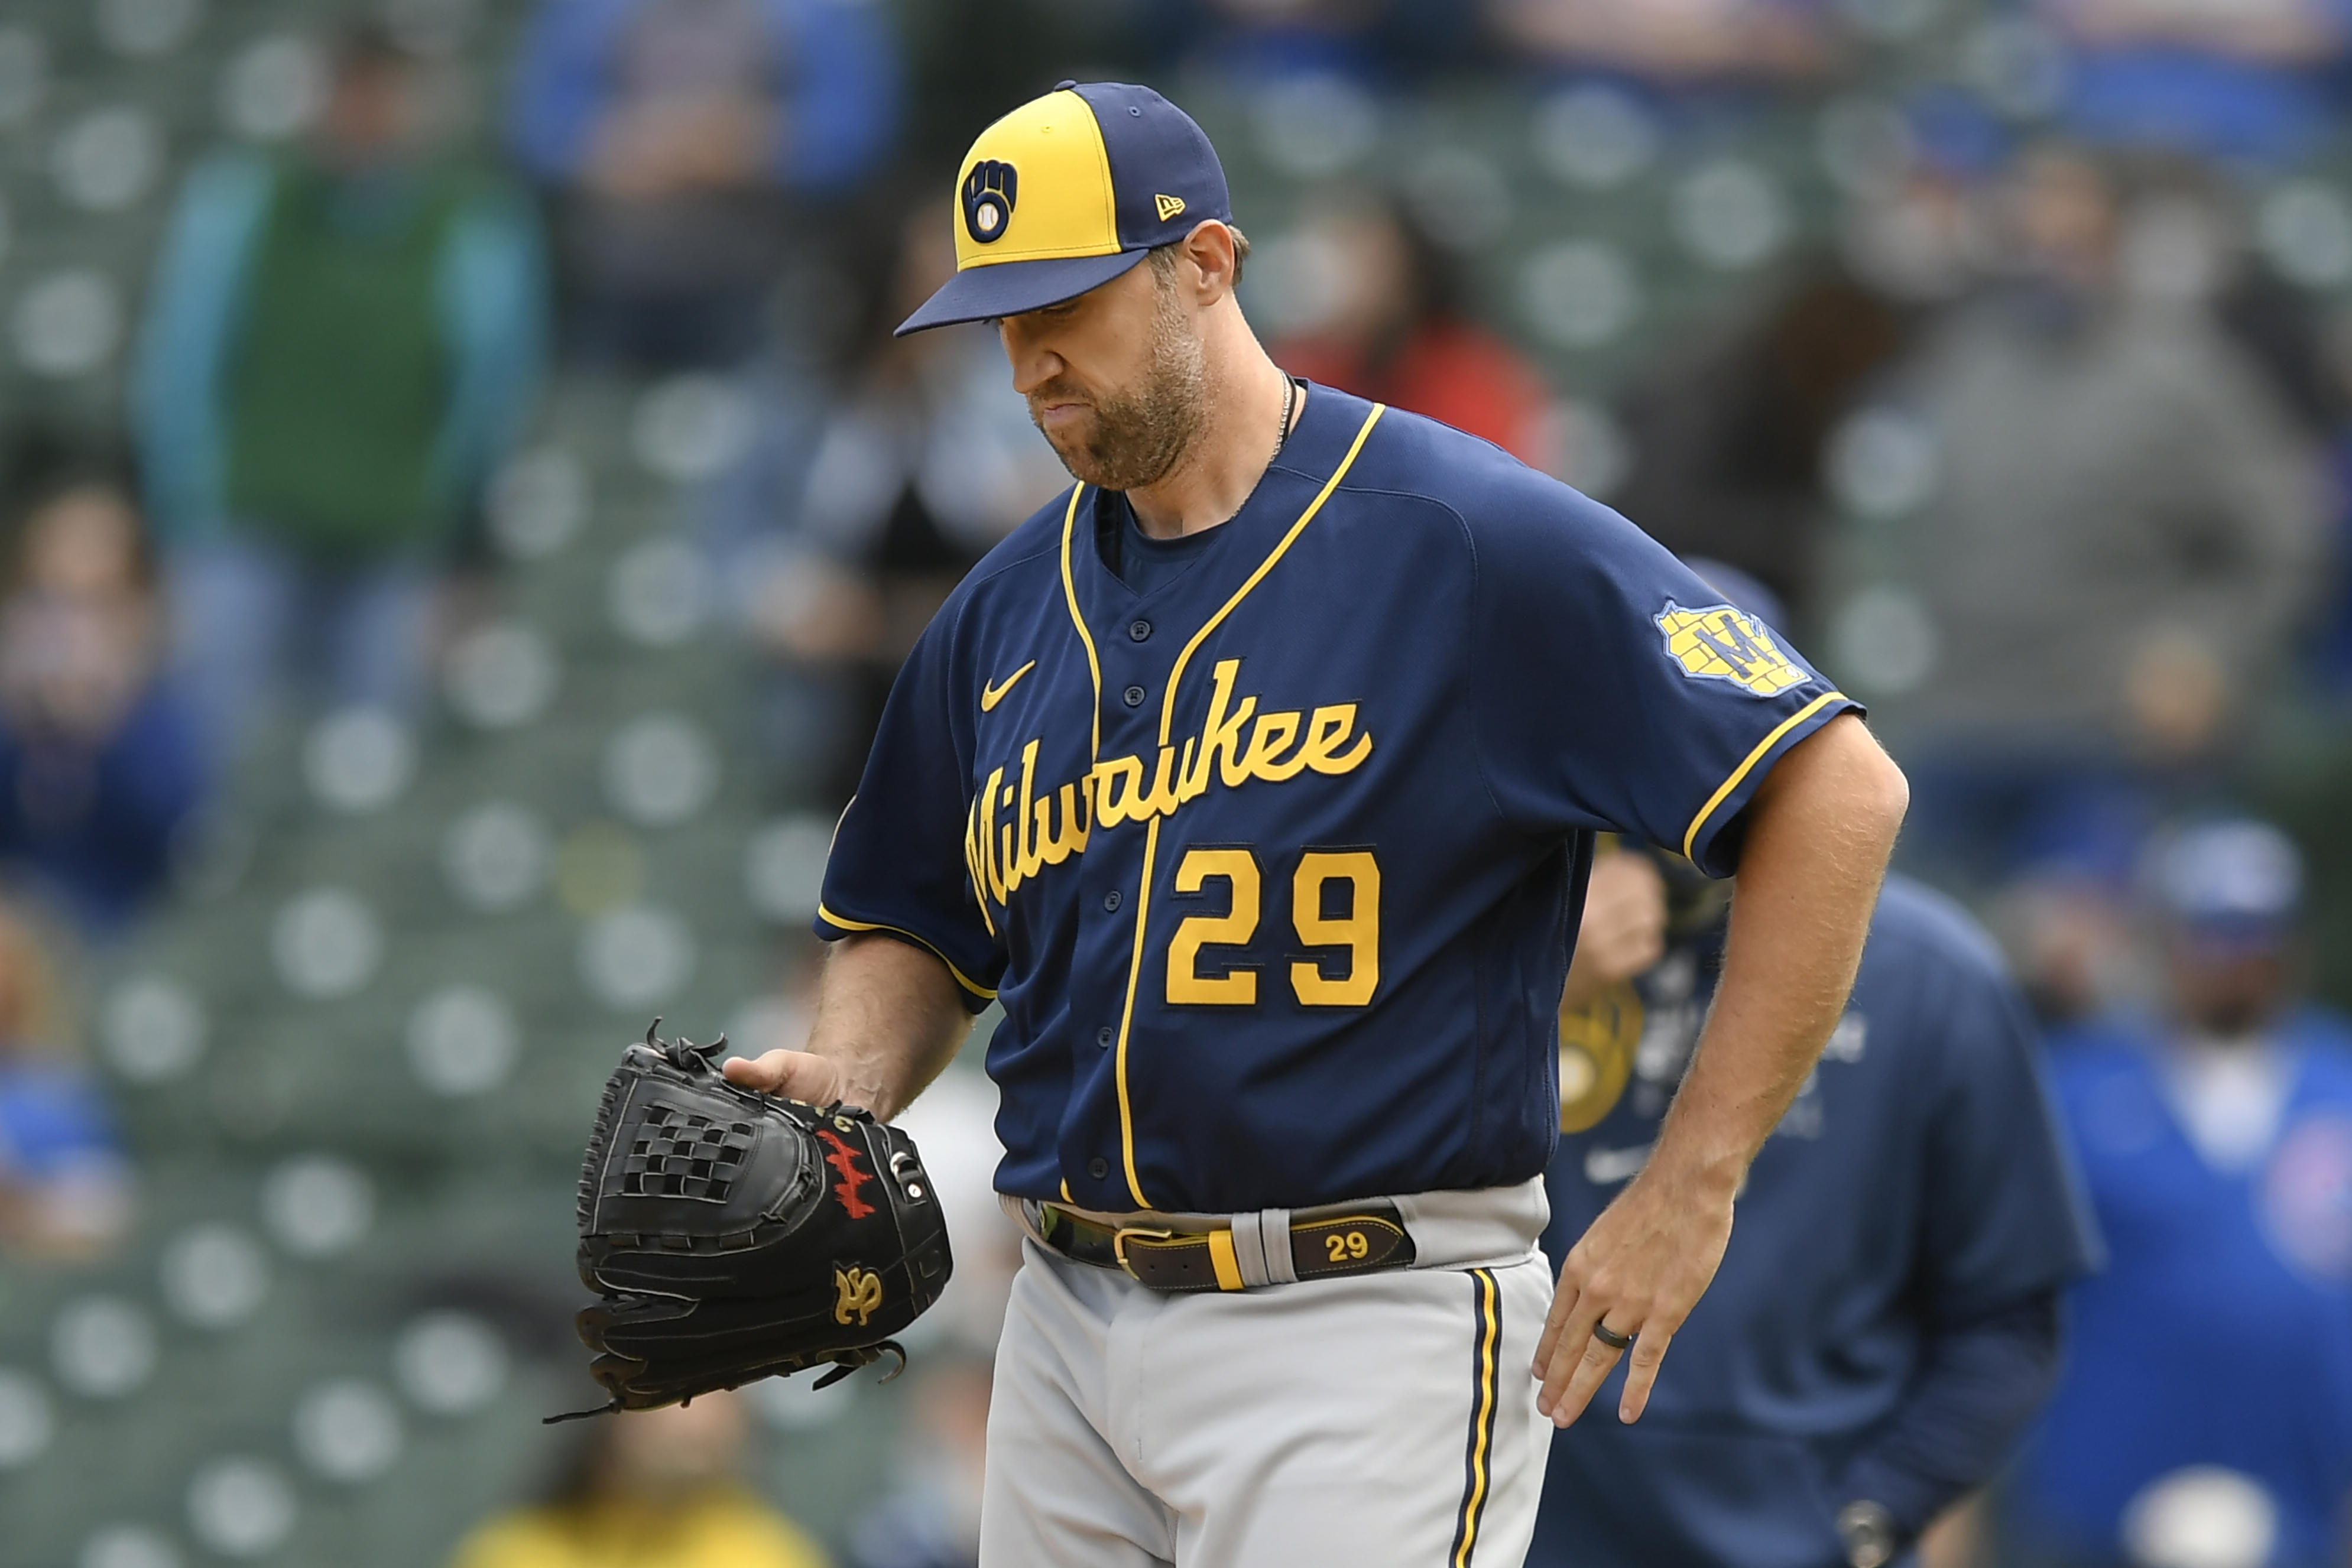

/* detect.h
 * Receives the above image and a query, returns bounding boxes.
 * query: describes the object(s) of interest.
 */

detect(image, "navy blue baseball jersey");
[1529,876,2100,1568]
[817,385,1859,1214]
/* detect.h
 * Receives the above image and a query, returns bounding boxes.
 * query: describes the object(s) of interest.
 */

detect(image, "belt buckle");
[1111,1225,1175,1279]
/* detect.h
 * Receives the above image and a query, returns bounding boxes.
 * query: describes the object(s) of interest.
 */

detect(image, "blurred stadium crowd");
[0,0,2350,1564]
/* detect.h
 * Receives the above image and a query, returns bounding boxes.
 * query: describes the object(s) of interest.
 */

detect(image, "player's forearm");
[801,931,975,1120]
[1649,716,1907,1196]
[1839,1291,2065,1540]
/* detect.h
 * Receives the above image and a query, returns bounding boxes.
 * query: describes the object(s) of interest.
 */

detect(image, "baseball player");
[1530,813,2098,1568]
[726,82,1909,1564]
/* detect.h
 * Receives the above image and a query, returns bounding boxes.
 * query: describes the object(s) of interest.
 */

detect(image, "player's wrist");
[1634,1127,1747,1206]
[806,1051,892,1118]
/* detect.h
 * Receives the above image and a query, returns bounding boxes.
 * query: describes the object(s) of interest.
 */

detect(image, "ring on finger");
[1592,1320,1635,1351]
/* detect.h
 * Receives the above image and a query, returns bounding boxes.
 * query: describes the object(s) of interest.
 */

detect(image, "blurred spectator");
[2038,0,2351,167]
[1192,0,1390,80]
[1533,803,2097,1562]
[0,477,203,936]
[1145,0,1482,84]
[1991,867,2143,1030]
[1485,0,1834,84]
[2200,244,2352,706]
[1610,259,1912,624]
[844,1356,990,1568]
[137,25,544,756]
[0,903,131,1260]
[1887,145,2330,889]
[1271,196,1556,469]
[1838,98,2020,311]
[713,205,1063,802]
[449,1390,827,1568]
[509,0,899,370]
[2009,819,2352,1568]
[2311,440,2352,699]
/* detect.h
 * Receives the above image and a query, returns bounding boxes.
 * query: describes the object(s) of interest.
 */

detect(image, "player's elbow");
[1844,741,1910,869]
[1759,713,1909,857]
[1853,734,1910,846]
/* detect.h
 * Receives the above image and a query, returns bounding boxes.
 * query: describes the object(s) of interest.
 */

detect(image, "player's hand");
[1560,849,1668,1011]
[723,1048,851,1108]
[1532,1158,1737,1427]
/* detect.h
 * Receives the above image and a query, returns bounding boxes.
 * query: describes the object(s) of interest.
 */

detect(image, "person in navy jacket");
[1531,565,2100,1568]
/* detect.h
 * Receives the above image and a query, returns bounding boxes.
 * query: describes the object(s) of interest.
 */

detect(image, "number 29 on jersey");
[1165,847,1380,1007]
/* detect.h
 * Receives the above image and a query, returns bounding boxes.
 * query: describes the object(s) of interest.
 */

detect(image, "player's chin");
[1044,434,1114,488]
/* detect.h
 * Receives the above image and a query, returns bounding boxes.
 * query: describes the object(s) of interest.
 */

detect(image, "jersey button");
[1095,1025,1113,1048]
[1128,619,1151,642]
[1088,1157,1110,1180]
[1123,684,1146,707]
[1102,889,1122,912]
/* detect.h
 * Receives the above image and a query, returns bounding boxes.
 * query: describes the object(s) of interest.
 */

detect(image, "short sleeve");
[1915,936,2104,1322]
[1469,486,1860,875]
[815,615,1004,1012]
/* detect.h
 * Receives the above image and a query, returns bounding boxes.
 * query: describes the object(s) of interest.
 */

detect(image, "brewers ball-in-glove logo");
[1655,601,1808,696]
[1558,981,1643,1134]
[963,159,1017,244]
[551,1022,953,1419]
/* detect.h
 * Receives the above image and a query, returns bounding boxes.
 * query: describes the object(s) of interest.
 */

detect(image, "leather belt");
[1029,1199,1416,1293]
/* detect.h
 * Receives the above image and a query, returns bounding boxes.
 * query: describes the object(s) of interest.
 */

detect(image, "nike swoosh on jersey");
[980,661,1037,712]
[1582,1144,1652,1186]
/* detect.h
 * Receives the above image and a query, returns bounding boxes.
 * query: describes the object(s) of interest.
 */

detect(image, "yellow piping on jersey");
[1099,406,1387,1210]
[815,903,1000,1002]
[1101,407,1388,1210]
[1157,403,1386,748]
[1056,485,1102,763]
[1112,814,1163,1208]
[1679,690,1850,862]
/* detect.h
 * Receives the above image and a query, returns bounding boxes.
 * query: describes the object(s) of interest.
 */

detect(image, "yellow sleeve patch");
[1655,601,1808,697]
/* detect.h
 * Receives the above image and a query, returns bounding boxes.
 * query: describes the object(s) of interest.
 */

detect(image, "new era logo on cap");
[897,82,1235,335]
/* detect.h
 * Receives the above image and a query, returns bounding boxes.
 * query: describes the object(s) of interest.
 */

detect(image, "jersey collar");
[1074,380,1374,609]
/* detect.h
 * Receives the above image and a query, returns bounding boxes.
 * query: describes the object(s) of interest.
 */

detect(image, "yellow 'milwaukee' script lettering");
[962,657,1373,923]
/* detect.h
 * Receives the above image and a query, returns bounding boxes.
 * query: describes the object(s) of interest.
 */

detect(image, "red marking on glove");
[816,1128,878,1219]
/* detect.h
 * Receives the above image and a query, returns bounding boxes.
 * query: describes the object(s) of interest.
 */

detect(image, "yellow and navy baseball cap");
[895,80,1233,336]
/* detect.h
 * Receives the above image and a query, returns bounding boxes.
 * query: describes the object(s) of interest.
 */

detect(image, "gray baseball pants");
[979,1190,1554,1567]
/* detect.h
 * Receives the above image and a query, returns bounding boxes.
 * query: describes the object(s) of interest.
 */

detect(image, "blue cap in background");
[2149,818,2305,949]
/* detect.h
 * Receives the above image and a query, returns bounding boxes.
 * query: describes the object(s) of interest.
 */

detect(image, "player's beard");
[1028,272,1208,492]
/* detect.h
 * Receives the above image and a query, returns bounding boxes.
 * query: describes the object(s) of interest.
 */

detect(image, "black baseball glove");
[554,1022,953,1418]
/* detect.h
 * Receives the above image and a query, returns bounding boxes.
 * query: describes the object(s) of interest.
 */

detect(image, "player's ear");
[1181,220,1240,305]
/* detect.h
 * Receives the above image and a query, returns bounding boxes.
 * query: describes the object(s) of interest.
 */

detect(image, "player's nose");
[999,321,1063,396]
